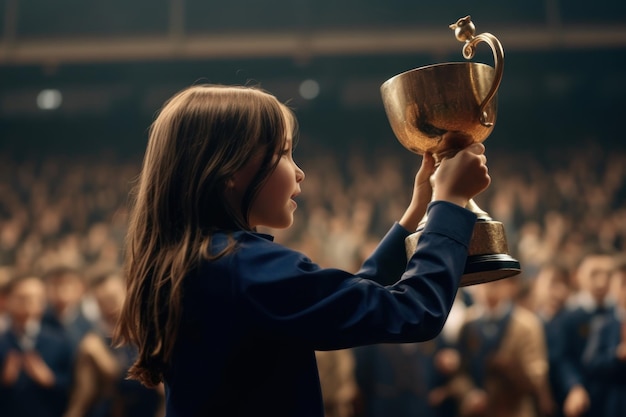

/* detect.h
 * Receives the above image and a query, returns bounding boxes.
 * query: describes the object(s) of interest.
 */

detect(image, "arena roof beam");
[1,25,625,66]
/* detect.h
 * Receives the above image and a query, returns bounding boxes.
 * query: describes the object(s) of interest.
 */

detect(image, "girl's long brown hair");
[113,85,295,387]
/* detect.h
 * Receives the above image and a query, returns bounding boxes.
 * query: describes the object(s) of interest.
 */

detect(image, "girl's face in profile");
[228,112,305,230]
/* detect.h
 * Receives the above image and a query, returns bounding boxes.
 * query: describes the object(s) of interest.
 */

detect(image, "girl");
[114,84,490,417]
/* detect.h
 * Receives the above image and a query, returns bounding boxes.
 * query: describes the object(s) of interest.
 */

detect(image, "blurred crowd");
[1,139,626,416]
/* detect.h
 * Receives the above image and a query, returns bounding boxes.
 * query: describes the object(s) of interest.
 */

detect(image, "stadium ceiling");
[1,0,626,65]
[2,25,626,65]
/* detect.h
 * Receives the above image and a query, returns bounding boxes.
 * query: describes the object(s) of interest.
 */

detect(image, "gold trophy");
[380,16,521,286]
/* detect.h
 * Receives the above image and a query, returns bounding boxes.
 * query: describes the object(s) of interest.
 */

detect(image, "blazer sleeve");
[231,201,476,350]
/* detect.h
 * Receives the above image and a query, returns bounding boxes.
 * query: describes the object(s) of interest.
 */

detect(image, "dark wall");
[1,47,625,157]
[1,1,626,157]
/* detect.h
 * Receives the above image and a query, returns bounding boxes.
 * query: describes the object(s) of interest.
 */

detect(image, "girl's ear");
[228,155,262,194]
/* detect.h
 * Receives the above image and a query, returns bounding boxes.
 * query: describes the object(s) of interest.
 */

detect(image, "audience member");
[579,255,626,417]
[444,277,550,417]
[557,250,615,417]
[316,349,358,417]
[528,261,574,417]
[0,267,13,334]
[0,275,74,417]
[64,270,163,417]
[42,266,97,350]
[2,141,626,415]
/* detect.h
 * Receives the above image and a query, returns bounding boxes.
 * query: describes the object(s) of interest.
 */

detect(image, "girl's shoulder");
[192,230,317,295]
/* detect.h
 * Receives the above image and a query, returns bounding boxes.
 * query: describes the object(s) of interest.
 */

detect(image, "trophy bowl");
[381,16,521,286]
[381,62,497,157]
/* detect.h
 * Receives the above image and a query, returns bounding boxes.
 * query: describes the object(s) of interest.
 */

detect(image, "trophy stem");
[466,199,490,220]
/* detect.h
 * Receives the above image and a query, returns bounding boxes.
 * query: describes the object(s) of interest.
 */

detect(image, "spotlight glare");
[299,79,320,100]
[37,89,63,110]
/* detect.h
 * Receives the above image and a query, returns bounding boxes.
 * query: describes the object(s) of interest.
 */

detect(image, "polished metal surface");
[381,62,497,157]
[404,218,521,286]
[381,15,504,157]
[380,16,521,286]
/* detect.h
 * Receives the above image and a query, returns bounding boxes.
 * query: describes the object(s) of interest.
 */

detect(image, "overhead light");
[36,89,63,110]
[299,79,320,100]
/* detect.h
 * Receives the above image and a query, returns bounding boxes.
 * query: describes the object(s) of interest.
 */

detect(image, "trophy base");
[405,203,521,287]
[461,254,521,287]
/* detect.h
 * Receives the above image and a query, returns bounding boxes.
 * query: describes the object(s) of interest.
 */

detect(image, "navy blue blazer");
[541,309,568,416]
[354,337,451,417]
[583,313,626,417]
[557,304,613,392]
[42,306,95,352]
[557,303,614,417]
[164,201,476,417]
[0,325,74,417]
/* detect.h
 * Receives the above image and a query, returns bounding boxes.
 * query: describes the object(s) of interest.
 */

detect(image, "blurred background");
[1,0,626,287]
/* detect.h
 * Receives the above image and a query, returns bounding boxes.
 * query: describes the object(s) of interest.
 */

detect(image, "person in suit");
[63,270,163,417]
[442,277,550,417]
[356,292,472,417]
[0,267,13,334]
[581,256,626,417]
[0,274,74,417]
[42,265,97,351]
[316,349,358,417]
[354,339,444,417]
[528,260,573,417]
[557,251,615,417]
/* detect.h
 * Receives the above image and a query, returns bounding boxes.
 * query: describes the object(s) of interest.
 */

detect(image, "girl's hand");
[399,152,436,231]
[433,143,490,207]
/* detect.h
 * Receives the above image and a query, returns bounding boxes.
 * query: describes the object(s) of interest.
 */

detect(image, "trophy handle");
[450,16,504,127]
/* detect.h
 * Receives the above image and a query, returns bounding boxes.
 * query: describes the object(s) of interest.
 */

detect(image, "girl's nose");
[295,164,305,182]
